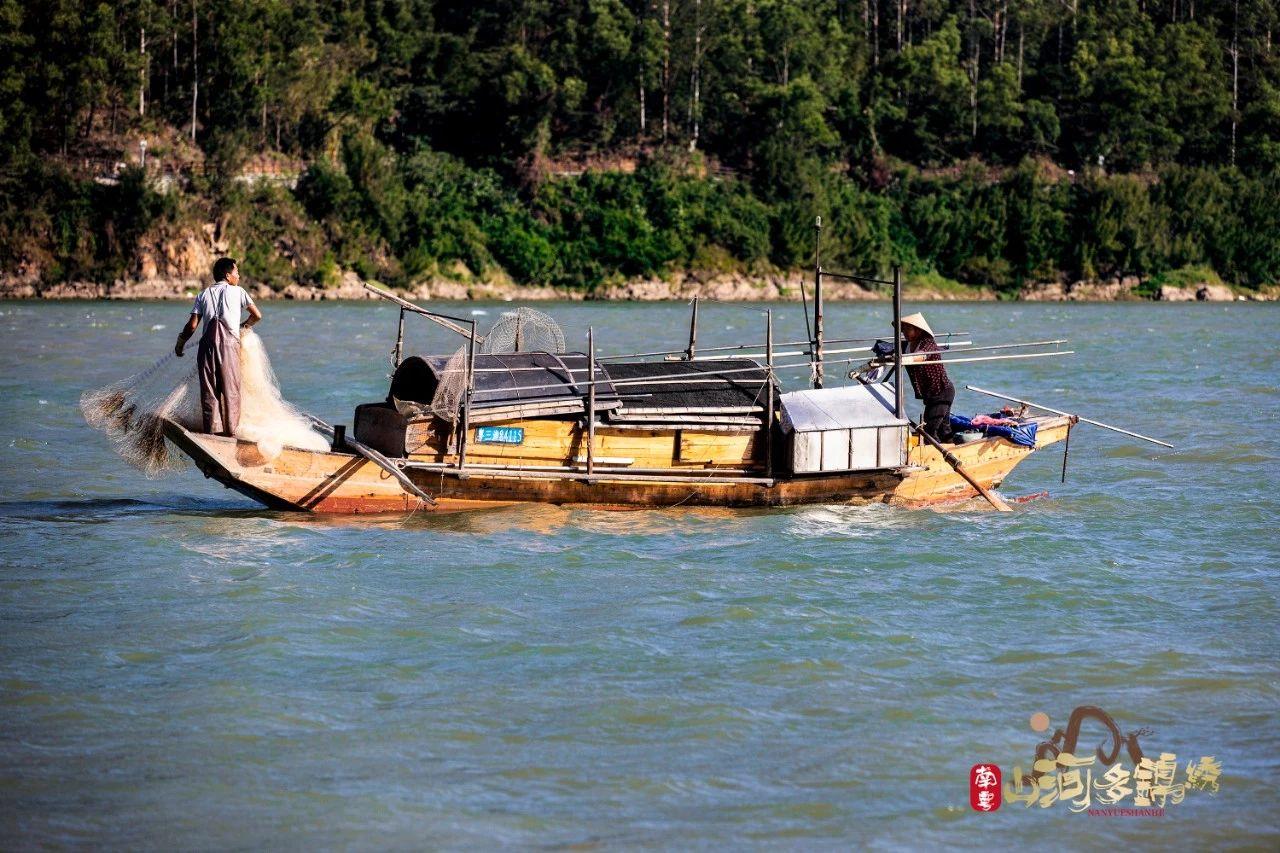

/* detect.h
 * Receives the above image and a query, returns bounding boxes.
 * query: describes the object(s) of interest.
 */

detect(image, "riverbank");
[2,269,1274,302]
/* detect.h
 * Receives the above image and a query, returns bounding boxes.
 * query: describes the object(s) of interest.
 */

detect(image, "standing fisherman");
[899,312,955,443]
[174,257,262,436]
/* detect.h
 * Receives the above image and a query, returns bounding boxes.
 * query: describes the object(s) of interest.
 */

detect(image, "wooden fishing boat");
[160,226,1125,514]
[161,409,1073,513]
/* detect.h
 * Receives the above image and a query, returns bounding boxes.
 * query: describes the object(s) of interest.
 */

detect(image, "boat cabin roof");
[391,352,620,412]
[604,359,773,415]
[387,353,774,421]
[780,383,906,432]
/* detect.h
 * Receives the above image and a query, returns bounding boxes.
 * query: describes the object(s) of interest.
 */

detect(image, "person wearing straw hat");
[899,312,955,443]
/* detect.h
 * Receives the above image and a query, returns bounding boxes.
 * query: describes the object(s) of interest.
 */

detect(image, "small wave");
[785,502,909,538]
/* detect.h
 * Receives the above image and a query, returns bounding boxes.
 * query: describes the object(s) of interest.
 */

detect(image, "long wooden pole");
[392,307,405,367]
[813,217,824,388]
[599,331,972,362]
[685,297,699,360]
[303,414,435,506]
[893,264,904,419]
[765,310,774,480]
[966,385,1174,448]
[587,327,596,476]
[361,282,483,343]
[908,417,1012,512]
[907,351,1073,366]
[459,320,477,469]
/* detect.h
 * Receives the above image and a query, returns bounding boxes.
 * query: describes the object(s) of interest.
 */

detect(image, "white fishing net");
[81,329,328,477]
[429,346,469,423]
[481,307,565,356]
[79,351,197,477]
[429,307,566,422]
[235,331,331,458]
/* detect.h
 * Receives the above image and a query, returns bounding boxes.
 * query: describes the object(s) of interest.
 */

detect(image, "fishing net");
[79,351,198,477]
[429,307,566,422]
[481,307,565,356]
[235,331,330,459]
[80,329,328,477]
[429,347,469,422]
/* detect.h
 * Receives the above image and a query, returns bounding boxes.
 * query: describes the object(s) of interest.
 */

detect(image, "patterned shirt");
[906,336,954,401]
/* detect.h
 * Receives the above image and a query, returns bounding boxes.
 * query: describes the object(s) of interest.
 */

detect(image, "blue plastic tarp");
[950,414,1038,448]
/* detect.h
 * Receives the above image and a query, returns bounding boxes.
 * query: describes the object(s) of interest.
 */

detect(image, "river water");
[1,299,1277,848]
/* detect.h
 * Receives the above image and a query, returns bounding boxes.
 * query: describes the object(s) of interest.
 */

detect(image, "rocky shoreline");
[0,269,1271,302]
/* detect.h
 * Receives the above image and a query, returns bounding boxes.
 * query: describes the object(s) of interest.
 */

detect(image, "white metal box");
[780,384,907,474]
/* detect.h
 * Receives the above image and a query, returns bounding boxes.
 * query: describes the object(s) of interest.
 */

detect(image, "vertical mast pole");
[392,306,405,367]
[587,327,596,476]
[765,309,774,481]
[893,264,904,420]
[813,216,824,388]
[685,296,699,360]
[459,320,477,470]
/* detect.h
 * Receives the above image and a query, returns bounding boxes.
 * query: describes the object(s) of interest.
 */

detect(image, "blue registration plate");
[475,426,525,445]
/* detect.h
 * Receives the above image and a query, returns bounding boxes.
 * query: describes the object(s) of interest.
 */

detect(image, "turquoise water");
[1,299,1277,848]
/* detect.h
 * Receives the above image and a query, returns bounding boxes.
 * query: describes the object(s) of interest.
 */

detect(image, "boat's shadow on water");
[283,501,781,535]
[0,490,1064,532]
[0,496,267,524]
[0,495,775,532]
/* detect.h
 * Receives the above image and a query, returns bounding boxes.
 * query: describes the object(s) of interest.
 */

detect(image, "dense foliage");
[2,0,1279,292]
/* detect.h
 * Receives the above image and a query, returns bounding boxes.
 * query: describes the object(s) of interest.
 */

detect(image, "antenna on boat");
[392,307,406,369]
[765,309,775,480]
[812,216,824,389]
[893,264,904,419]
[685,296,699,360]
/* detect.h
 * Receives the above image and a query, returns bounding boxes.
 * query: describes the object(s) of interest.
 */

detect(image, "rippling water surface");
[1,299,1277,847]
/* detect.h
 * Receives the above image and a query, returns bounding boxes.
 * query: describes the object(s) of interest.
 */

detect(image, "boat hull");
[163,417,1070,513]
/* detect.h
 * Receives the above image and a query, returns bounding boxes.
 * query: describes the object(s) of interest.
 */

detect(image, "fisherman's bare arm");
[175,314,199,356]
[242,302,263,330]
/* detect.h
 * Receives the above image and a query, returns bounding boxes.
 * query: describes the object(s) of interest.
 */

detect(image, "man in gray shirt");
[175,257,263,435]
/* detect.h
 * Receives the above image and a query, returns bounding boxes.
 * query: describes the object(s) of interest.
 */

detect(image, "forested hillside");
[2,0,1279,296]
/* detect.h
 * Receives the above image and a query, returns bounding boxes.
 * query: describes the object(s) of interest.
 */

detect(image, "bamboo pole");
[459,320,477,469]
[303,414,435,506]
[400,460,775,485]
[361,281,483,343]
[908,416,1012,512]
[454,351,1072,397]
[691,337,1071,362]
[765,310,774,480]
[893,264,904,419]
[813,217,824,388]
[686,297,699,360]
[392,306,405,367]
[587,327,596,476]
[598,332,971,361]
[905,350,1073,366]
[966,386,1174,448]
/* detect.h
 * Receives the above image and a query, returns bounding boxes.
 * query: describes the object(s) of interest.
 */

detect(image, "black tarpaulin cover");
[603,359,773,413]
[389,352,619,410]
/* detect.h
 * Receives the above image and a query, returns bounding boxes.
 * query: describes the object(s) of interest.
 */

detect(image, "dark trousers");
[922,393,955,443]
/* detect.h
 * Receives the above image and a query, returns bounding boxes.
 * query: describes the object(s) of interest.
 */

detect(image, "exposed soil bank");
[1,270,1272,302]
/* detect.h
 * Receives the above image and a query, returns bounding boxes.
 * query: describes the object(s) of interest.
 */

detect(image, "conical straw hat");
[897,312,934,336]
